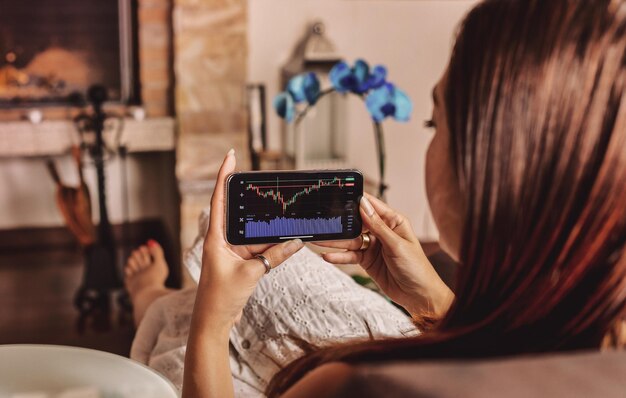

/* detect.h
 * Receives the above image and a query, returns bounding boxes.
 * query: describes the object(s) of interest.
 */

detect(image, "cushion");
[338,350,626,398]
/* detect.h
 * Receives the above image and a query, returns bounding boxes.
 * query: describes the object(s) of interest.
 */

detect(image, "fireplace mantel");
[0,117,175,157]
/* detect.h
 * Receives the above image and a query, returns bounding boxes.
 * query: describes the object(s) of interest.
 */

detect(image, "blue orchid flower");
[365,83,413,122]
[274,73,321,122]
[273,92,295,122]
[287,72,321,105]
[274,60,412,125]
[330,59,387,94]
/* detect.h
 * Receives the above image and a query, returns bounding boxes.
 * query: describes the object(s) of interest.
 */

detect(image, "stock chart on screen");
[227,171,363,244]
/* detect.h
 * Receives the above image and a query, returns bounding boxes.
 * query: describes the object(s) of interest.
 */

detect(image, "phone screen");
[226,170,363,245]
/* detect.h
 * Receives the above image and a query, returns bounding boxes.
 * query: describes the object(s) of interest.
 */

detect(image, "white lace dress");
[130,208,418,396]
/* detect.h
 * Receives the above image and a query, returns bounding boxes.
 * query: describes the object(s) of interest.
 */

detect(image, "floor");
[0,218,181,357]
[0,248,135,357]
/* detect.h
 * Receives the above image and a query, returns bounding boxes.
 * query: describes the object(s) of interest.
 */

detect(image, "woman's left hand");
[192,150,305,335]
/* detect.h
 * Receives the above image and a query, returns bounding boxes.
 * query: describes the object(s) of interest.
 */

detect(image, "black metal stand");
[74,85,124,332]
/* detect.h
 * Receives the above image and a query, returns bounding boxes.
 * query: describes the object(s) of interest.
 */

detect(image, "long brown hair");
[267,1,626,395]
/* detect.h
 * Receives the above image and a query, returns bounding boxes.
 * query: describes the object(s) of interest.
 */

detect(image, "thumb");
[360,196,401,246]
[252,239,305,273]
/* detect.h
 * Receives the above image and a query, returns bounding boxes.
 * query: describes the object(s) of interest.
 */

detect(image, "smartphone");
[226,169,363,245]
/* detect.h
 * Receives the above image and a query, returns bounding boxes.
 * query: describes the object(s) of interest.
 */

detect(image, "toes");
[147,240,165,261]
[131,247,148,269]
[130,249,143,266]
[125,241,165,282]
[139,246,152,268]
[126,242,161,276]
[126,257,139,274]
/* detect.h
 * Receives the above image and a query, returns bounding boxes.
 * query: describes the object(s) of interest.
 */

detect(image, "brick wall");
[138,0,175,117]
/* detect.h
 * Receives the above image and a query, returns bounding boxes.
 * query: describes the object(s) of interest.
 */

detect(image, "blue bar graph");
[245,216,342,238]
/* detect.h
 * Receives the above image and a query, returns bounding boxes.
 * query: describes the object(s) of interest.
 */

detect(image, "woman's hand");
[183,150,305,398]
[191,150,305,335]
[318,193,454,318]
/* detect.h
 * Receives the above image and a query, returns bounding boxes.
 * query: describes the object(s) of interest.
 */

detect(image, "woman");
[182,0,626,396]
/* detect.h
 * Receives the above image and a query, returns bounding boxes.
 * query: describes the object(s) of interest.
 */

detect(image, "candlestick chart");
[246,176,355,213]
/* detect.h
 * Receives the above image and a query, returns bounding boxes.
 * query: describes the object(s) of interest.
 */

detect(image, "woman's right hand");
[318,193,454,318]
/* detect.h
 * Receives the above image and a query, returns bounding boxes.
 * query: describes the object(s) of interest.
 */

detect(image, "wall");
[1,1,478,247]
[248,0,478,240]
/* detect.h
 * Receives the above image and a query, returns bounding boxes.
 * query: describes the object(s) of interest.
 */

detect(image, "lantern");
[281,22,348,170]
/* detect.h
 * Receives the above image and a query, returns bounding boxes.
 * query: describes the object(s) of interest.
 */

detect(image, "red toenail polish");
[147,239,157,247]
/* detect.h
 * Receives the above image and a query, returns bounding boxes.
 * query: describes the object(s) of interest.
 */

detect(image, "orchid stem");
[373,121,387,199]
[358,94,387,199]
[294,88,336,126]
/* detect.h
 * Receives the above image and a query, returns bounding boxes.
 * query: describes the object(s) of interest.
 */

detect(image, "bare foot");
[124,240,174,326]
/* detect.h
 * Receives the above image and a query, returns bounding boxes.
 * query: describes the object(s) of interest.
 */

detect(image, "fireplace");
[0,0,138,106]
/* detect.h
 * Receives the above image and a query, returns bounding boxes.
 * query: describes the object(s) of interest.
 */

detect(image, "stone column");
[173,0,249,277]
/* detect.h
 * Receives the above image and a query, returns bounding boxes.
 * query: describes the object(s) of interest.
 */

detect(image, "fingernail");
[226,148,235,157]
[361,196,375,217]
[283,239,304,256]
[147,239,158,247]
